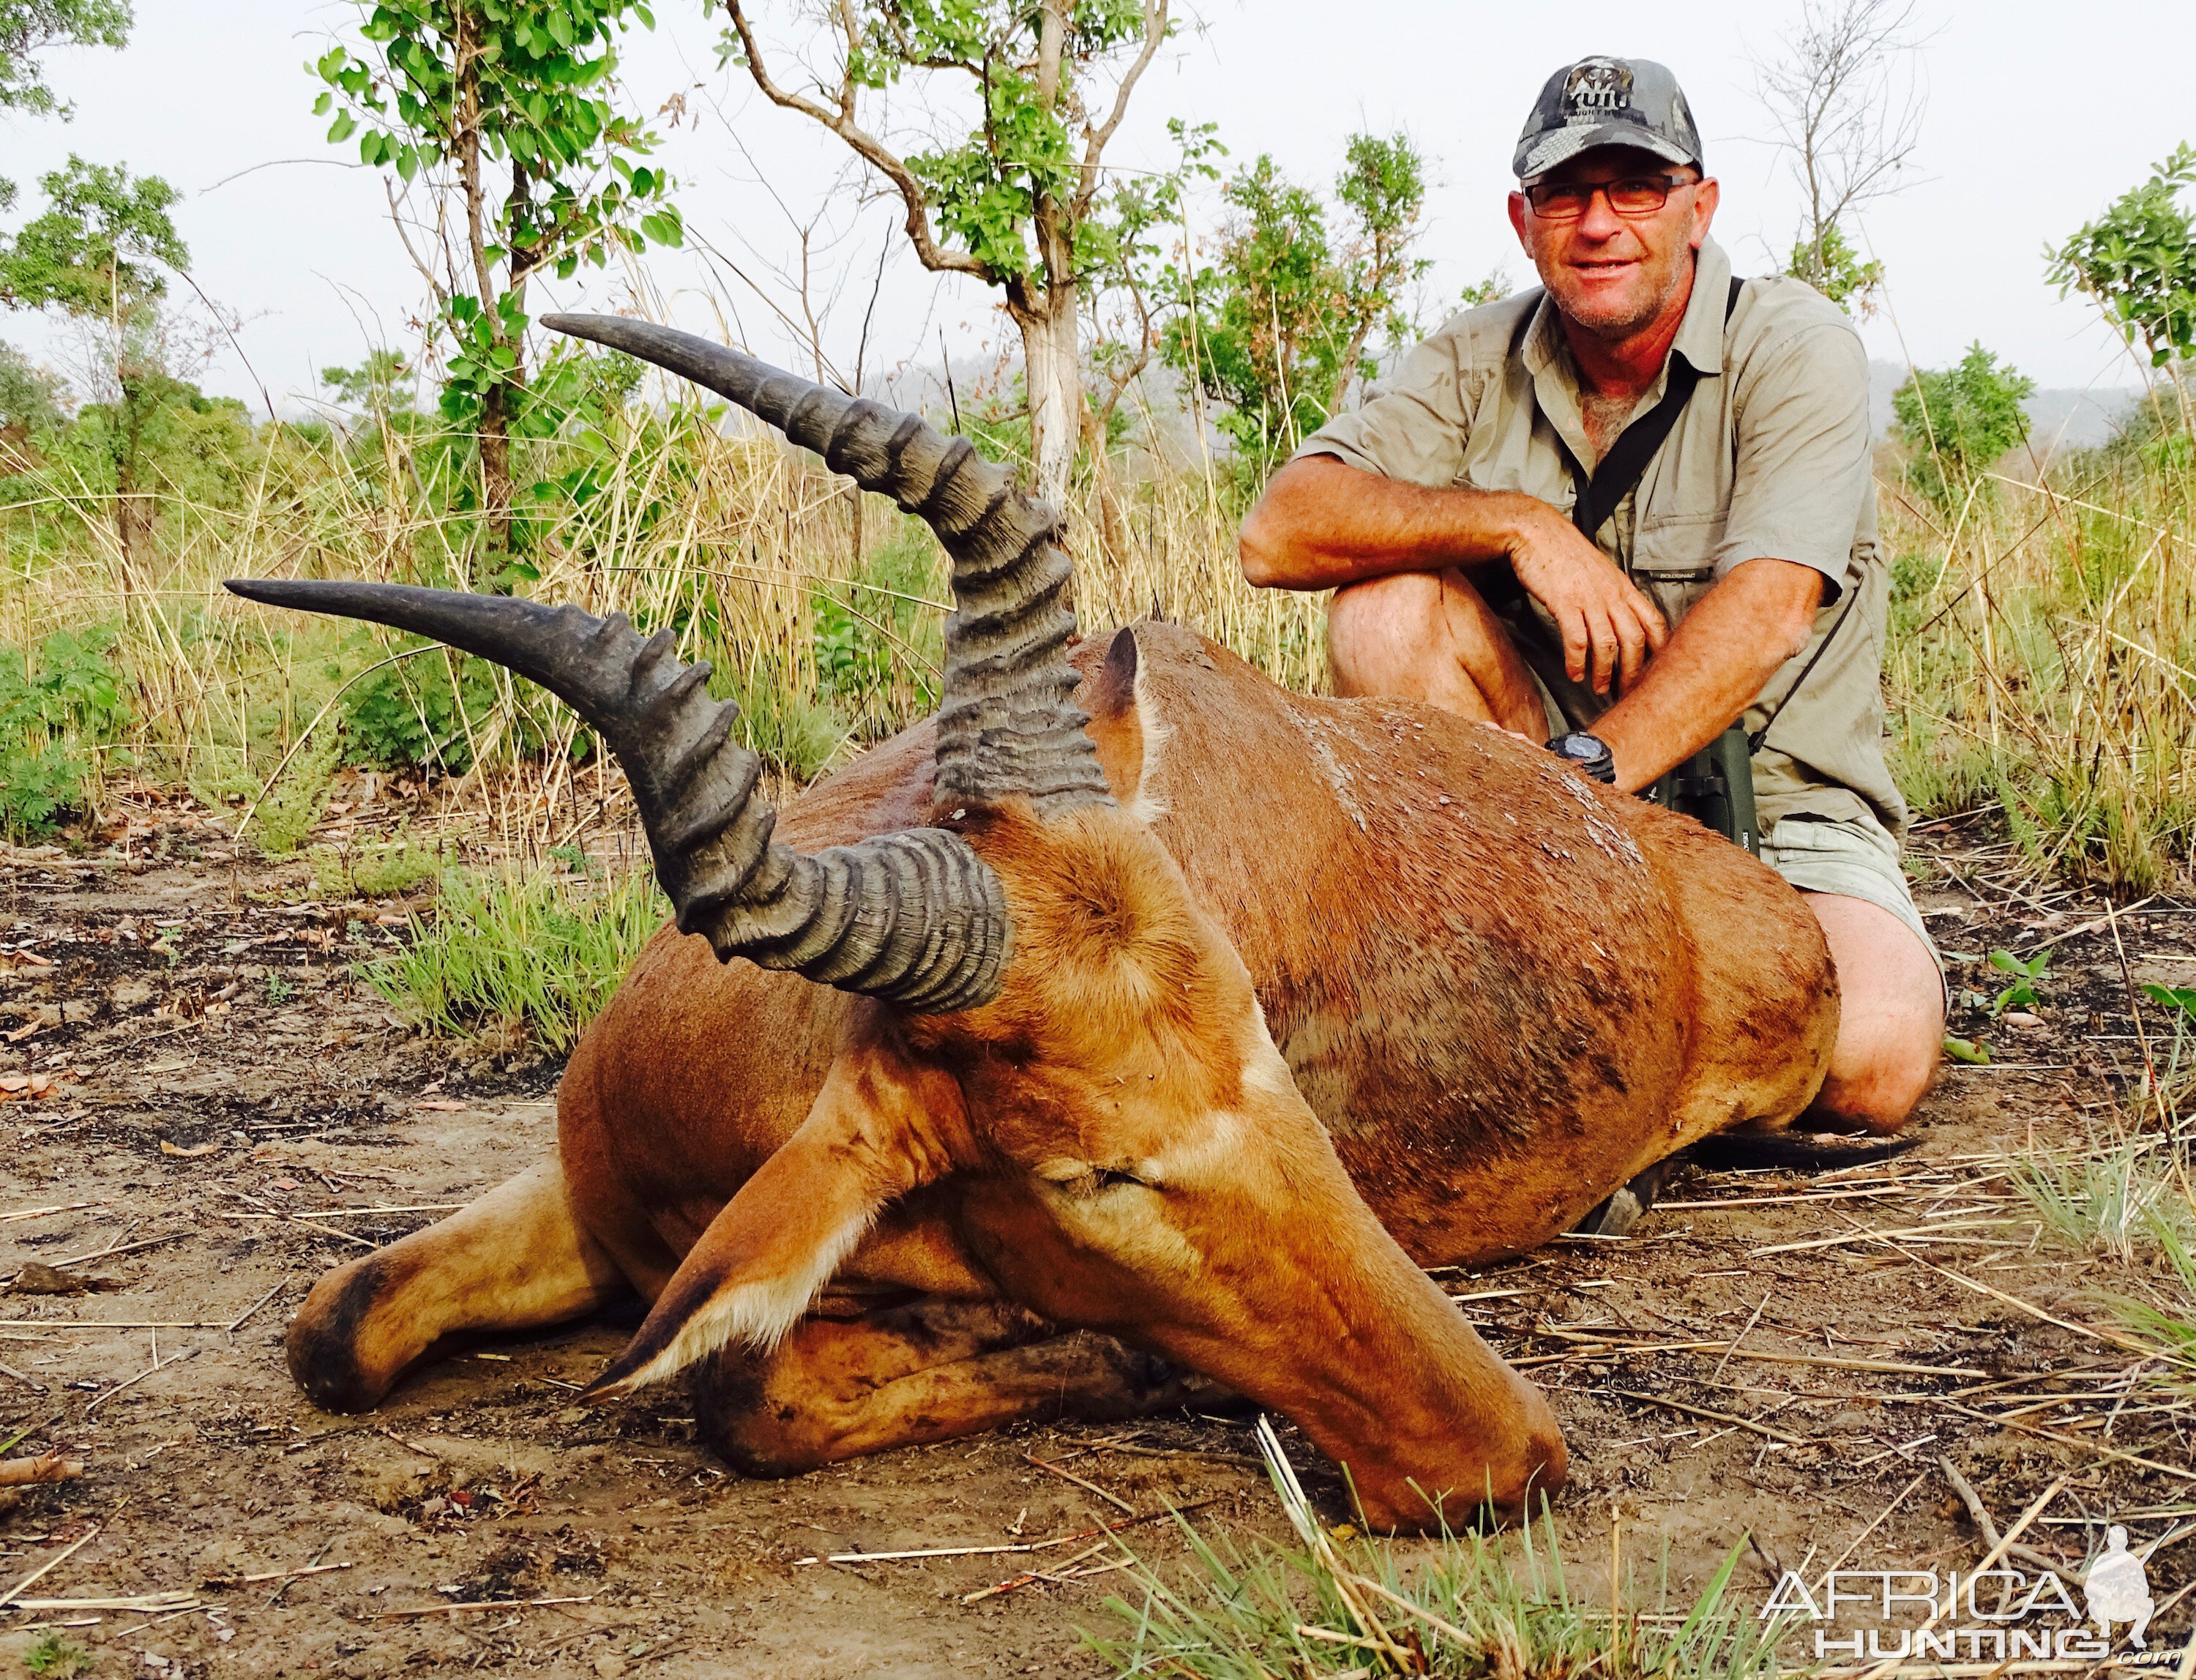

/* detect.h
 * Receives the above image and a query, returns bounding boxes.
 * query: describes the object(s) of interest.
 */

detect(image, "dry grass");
[0,391,1327,863]
[1881,422,2196,895]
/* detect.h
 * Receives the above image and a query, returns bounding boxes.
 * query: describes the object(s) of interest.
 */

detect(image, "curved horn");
[539,313,1113,820]
[220,579,1007,1014]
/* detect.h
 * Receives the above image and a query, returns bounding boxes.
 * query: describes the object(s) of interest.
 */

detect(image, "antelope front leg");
[687,1298,1230,1477]
[287,1160,630,1411]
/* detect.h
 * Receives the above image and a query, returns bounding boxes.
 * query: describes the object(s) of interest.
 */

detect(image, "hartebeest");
[230,316,1840,1532]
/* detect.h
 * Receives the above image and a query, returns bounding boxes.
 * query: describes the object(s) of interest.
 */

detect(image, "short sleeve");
[1714,320,1872,595]
[1291,318,1477,490]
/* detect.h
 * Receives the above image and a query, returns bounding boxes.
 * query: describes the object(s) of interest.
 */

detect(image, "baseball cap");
[1513,57,1703,180]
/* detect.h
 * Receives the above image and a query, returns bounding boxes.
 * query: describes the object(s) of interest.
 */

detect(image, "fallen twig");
[0,1455,82,1487]
[1609,1388,1804,1445]
[1937,1456,2063,1573]
[373,1594,595,1619]
[1023,1450,1135,1516]
[201,1561,354,1589]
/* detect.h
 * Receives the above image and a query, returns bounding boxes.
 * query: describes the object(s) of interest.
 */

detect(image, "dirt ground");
[2,781,2192,1677]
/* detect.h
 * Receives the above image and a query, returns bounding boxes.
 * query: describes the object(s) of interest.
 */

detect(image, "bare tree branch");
[1075,0,1166,220]
[721,0,990,280]
[1752,0,1927,291]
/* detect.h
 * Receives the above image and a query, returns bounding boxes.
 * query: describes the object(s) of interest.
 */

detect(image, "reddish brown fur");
[287,620,1835,1531]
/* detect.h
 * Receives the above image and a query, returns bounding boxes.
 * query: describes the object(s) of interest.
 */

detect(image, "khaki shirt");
[1296,237,1908,840]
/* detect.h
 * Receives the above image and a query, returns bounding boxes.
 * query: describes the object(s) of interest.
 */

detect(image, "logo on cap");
[1563,59,1635,122]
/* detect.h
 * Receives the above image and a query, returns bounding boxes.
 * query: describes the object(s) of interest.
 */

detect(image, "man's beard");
[1562,253,1689,342]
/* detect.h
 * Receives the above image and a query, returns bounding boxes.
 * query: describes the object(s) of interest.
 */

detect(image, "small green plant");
[1942,1034,1991,1065]
[310,830,444,900]
[266,971,295,1004]
[548,842,600,879]
[1986,946,2053,1015]
[0,623,126,838]
[21,1631,91,1678]
[360,863,665,1055]
[250,729,343,856]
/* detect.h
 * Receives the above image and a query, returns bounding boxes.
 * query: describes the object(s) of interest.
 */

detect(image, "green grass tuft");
[310,829,448,900]
[21,1632,91,1678]
[1090,1419,1800,1679]
[359,862,666,1056]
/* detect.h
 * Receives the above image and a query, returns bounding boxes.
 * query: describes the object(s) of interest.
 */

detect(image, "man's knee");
[1802,892,1944,1135]
[1327,570,1446,689]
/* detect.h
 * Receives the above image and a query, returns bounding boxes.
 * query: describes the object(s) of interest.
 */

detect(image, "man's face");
[1506,147,1719,343]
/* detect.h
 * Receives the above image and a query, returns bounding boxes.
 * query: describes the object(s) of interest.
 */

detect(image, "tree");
[313,0,683,570]
[1164,132,1429,479]
[715,0,1172,509]
[2046,143,2196,375]
[1752,0,1924,317]
[0,0,132,204]
[0,156,190,583]
[1891,342,2033,512]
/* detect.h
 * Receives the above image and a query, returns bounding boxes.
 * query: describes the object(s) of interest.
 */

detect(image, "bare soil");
[2,785,2191,1677]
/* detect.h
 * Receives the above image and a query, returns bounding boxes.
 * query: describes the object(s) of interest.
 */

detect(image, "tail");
[1686,1131,1922,1174]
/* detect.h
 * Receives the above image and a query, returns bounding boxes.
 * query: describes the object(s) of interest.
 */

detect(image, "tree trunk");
[1017,291,1080,512]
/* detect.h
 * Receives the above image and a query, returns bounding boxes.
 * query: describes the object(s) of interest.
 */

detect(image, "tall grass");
[0,373,1328,863]
[1881,411,2196,893]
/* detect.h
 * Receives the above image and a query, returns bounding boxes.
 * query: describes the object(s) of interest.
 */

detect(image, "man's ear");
[1689,177,1719,250]
[583,1032,966,1399]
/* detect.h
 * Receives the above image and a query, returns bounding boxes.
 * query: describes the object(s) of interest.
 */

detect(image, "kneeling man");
[1239,56,1941,1132]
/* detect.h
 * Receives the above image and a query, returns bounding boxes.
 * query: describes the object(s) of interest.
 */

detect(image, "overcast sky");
[4,0,2190,414]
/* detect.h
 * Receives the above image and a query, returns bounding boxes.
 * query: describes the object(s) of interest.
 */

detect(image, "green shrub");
[341,645,512,775]
[360,863,665,1055]
[309,829,447,900]
[0,623,126,838]
[250,730,343,856]
[1891,343,2036,512]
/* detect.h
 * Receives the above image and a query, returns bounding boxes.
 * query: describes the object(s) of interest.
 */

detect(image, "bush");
[250,730,342,856]
[0,624,126,838]
[1891,342,2035,512]
[309,829,447,900]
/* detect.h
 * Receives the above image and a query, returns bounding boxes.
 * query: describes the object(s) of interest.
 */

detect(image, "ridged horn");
[539,313,1113,820]
[220,578,1008,1013]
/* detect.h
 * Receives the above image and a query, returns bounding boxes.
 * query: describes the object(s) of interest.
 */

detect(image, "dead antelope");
[228,316,1839,1531]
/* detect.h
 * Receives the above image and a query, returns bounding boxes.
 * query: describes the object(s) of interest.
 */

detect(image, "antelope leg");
[286,1160,630,1411]
[690,1299,1230,1476]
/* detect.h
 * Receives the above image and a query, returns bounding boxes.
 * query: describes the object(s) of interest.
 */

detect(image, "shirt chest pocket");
[1630,509,1723,626]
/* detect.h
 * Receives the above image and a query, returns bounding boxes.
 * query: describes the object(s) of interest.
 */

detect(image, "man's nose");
[1575,186,1626,240]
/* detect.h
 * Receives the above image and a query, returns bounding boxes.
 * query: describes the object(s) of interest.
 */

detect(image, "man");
[1238,56,1941,1134]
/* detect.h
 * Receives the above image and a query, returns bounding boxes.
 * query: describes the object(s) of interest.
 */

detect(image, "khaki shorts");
[1759,813,1940,972]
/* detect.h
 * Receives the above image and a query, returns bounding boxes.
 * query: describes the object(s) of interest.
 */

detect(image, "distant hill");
[1867,359,2142,455]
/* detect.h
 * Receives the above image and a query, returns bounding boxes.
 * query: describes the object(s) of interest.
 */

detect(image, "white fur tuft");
[592,1210,873,1397]
[1125,650,1172,825]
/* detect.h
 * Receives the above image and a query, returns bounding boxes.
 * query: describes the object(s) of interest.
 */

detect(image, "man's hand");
[1505,501,1667,696]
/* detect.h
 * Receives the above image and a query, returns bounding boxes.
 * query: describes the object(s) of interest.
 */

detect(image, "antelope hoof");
[285,1257,400,1413]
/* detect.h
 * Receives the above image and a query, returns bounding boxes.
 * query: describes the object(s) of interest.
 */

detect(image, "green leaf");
[2141,982,2196,1017]
[1942,1036,1992,1065]
[326,111,357,143]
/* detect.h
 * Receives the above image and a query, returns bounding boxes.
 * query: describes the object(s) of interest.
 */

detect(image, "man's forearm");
[1239,455,1541,591]
[1591,559,1823,793]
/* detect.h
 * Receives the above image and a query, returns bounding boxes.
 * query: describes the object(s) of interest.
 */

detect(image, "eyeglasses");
[1523,174,1698,221]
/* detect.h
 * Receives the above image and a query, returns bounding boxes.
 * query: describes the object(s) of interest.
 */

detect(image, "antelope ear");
[1082,627,1164,818]
[582,1034,966,1400]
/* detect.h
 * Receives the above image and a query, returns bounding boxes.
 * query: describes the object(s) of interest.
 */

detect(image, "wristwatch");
[1545,731,1616,785]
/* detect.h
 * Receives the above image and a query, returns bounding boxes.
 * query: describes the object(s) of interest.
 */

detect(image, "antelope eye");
[1034,1160,1152,1198]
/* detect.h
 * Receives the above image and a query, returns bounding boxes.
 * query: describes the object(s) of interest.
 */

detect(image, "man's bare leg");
[1801,892,1943,1133]
[1328,568,1549,738]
